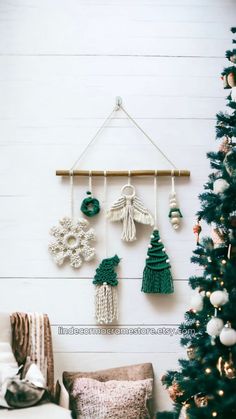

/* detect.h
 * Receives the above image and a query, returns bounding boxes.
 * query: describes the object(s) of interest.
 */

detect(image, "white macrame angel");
[107,184,154,242]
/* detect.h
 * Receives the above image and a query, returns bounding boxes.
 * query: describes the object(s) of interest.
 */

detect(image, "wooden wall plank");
[0,118,216,147]
[0,2,235,55]
[0,56,225,79]
[0,280,191,324]
[0,95,225,120]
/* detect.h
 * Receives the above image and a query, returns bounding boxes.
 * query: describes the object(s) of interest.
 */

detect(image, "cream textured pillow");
[72,377,153,419]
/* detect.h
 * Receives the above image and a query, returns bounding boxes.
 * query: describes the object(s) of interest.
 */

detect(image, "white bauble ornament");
[219,324,236,346]
[206,317,224,337]
[210,290,229,307]
[190,293,203,311]
[213,179,229,194]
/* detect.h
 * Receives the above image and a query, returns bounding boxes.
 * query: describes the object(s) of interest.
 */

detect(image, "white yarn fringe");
[122,203,136,241]
[95,284,118,324]
[107,207,125,222]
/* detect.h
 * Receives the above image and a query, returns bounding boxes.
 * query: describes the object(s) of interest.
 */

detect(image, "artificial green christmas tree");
[157,27,236,419]
[142,229,174,294]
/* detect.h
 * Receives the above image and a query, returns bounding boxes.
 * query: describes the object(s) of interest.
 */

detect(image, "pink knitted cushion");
[72,377,153,419]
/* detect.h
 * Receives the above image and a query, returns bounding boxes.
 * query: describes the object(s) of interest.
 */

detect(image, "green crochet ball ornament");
[80,191,100,217]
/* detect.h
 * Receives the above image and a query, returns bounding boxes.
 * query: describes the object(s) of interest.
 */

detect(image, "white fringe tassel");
[122,200,136,241]
[95,283,118,324]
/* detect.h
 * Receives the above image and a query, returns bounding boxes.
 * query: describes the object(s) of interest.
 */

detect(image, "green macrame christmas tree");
[93,255,120,286]
[93,255,121,324]
[142,229,174,294]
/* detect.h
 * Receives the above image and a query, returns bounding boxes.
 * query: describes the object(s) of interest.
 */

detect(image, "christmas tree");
[142,229,173,294]
[157,28,236,419]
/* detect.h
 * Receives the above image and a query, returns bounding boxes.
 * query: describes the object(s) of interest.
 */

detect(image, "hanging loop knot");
[121,184,135,199]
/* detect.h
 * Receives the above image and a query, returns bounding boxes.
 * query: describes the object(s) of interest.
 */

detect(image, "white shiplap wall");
[0,0,235,413]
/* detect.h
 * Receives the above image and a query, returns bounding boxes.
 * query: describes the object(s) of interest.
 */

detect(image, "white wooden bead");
[171,217,180,225]
[170,211,180,217]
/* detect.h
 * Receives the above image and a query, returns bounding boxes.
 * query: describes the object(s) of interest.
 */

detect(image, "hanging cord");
[127,170,131,186]
[69,101,177,172]
[70,107,117,170]
[103,171,108,257]
[171,169,175,195]
[89,170,93,195]
[69,170,74,220]
[119,104,177,169]
[154,170,158,229]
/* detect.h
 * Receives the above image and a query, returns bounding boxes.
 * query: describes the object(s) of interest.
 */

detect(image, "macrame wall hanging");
[53,97,190,318]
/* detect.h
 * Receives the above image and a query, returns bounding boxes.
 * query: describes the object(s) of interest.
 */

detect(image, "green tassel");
[141,230,174,294]
[142,266,173,294]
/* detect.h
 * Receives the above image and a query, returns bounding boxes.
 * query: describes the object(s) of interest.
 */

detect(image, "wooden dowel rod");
[56,169,190,177]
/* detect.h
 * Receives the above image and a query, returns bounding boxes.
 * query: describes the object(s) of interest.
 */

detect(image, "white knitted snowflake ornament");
[49,217,95,268]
